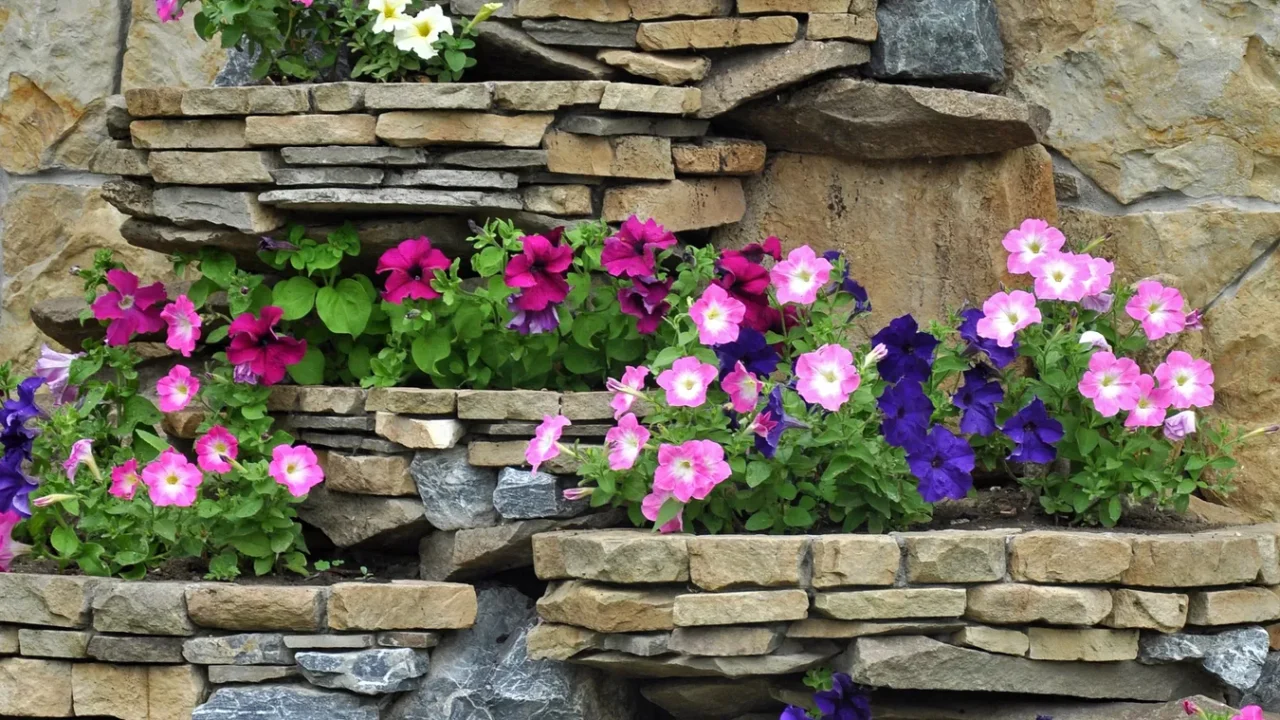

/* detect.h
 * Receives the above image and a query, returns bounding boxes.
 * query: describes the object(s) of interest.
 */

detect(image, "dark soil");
[918,485,1218,534]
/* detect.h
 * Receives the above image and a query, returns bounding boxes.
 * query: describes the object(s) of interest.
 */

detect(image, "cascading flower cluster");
[366,1,454,61]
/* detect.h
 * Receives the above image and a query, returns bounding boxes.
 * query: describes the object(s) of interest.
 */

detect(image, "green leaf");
[51,526,81,557]
[1077,427,1101,456]
[744,511,774,531]
[269,531,294,554]
[411,329,452,375]
[1104,496,1123,526]
[272,276,319,321]
[563,345,603,375]
[745,461,772,488]
[348,344,372,379]
[120,395,162,435]
[316,279,373,337]
[653,497,683,530]
[153,518,177,542]
[113,551,147,566]
[783,506,814,528]
[651,346,683,370]
[287,347,326,386]
[206,324,230,344]
[231,533,273,558]
[199,250,237,287]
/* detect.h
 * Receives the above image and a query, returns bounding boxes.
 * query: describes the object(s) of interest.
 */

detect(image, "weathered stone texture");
[535,530,691,583]
[376,111,555,147]
[604,178,746,231]
[597,51,711,84]
[93,582,194,636]
[672,139,768,175]
[951,626,1029,656]
[1187,588,1280,626]
[1027,628,1139,662]
[689,536,807,590]
[696,40,869,117]
[1122,534,1262,587]
[538,580,680,633]
[1104,589,1189,633]
[870,0,1005,88]
[672,589,810,627]
[814,589,967,620]
[545,132,675,180]
[637,17,800,50]
[810,535,900,588]
[1008,531,1132,583]
[328,582,478,631]
[966,584,1112,626]
[130,119,247,149]
[0,574,102,628]
[0,658,73,717]
[72,663,148,720]
[186,585,325,632]
[900,531,1008,583]
[323,453,416,497]
[245,114,378,146]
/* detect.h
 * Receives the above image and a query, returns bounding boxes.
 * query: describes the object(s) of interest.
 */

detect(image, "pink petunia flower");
[1164,410,1197,441]
[653,440,730,503]
[1154,351,1215,409]
[976,290,1042,348]
[641,488,683,534]
[269,444,325,497]
[770,246,832,305]
[109,459,141,500]
[0,510,21,572]
[657,357,718,408]
[526,415,571,474]
[34,345,82,406]
[195,426,239,474]
[1031,252,1090,302]
[157,365,200,413]
[722,361,760,414]
[1081,255,1115,297]
[600,216,677,279]
[691,439,732,493]
[505,229,573,312]
[160,295,202,357]
[142,449,204,507]
[1233,707,1264,720]
[689,284,745,346]
[1002,219,1065,275]
[376,237,451,304]
[91,269,167,347]
[1078,351,1142,417]
[293,0,314,5]
[156,0,182,22]
[607,366,649,419]
[1124,375,1169,429]
[226,306,308,386]
[63,439,96,483]
[605,413,649,471]
[795,344,860,412]
[1081,292,1114,313]
[1126,281,1187,341]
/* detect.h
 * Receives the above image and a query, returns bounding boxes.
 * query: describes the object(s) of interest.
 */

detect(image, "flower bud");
[1181,699,1199,716]
[1081,292,1114,313]
[1184,308,1204,331]
[33,493,78,508]
[563,487,593,502]
[867,343,889,363]
[1164,411,1197,441]
[1079,330,1111,352]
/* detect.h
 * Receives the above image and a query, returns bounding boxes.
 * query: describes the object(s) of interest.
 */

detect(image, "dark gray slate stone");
[183,633,295,665]
[474,23,615,81]
[1241,652,1280,711]
[869,0,1005,89]
[522,20,640,48]
[493,468,588,520]
[1140,628,1270,691]
[280,146,430,166]
[193,685,380,720]
[412,448,500,531]
[87,634,185,663]
[439,149,549,169]
[297,648,431,695]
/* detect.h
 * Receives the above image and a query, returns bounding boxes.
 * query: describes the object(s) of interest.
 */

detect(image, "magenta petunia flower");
[195,426,239,474]
[607,366,649,419]
[605,413,649,471]
[1081,255,1115,297]
[796,344,860,412]
[722,361,760,414]
[91,269,167,347]
[505,230,573,312]
[269,444,325,497]
[690,284,745,346]
[526,415,571,474]
[63,439,96,483]
[653,440,730,503]
[1031,252,1090,302]
[34,345,82,406]
[1002,219,1065,275]
[1078,351,1142,417]
[601,216,676,279]
[109,459,141,500]
[715,254,779,332]
[1124,374,1169,429]
[1164,410,1197,441]
[1233,707,1264,720]
[0,509,20,572]
[976,290,1041,348]
[641,488,683,534]
[157,365,200,413]
[1154,351,1214,409]
[160,295,202,358]
[142,448,203,508]
[657,357,718,408]
[226,306,308,386]
[618,277,672,334]
[1081,292,1114,313]
[377,237,451,304]
[156,0,182,22]
[770,246,831,305]
[1126,281,1186,341]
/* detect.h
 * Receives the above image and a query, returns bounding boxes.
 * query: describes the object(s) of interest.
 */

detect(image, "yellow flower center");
[165,473,181,486]
[410,17,435,38]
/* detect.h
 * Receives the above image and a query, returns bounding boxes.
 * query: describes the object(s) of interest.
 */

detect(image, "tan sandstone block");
[266,386,368,414]
[738,0,851,10]
[810,535,900,588]
[0,626,16,654]
[148,664,208,720]
[899,530,1009,583]
[244,114,377,146]
[632,0,733,18]
[1104,589,1189,633]
[787,618,966,639]
[603,178,746,231]
[0,658,73,716]
[493,81,609,111]
[689,536,808,590]
[538,580,680,633]
[72,663,148,720]
[457,389,562,420]
[311,82,366,112]
[147,151,277,185]
[0,574,103,628]
[669,625,784,656]
[524,185,594,216]
[1122,534,1261,587]
[328,581,478,631]
[534,530,690,583]
[124,87,184,117]
[673,589,809,627]
[600,83,702,114]
[322,453,415,496]
[672,139,767,175]
[966,584,1112,625]
[526,623,601,661]
[545,132,675,180]
[637,17,799,51]
[596,51,711,85]
[374,413,465,449]
[180,86,311,115]
[92,582,194,636]
[514,0,632,21]
[1009,531,1133,584]
[1187,587,1280,626]
[814,588,966,620]
[951,626,1028,656]
[365,388,457,414]
[1027,628,1139,662]
[806,13,878,41]
[186,585,325,632]
[376,111,555,148]
[130,119,247,149]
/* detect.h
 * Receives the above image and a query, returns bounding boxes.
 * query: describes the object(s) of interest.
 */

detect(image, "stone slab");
[327,581,478,631]
[438,148,550,169]
[186,585,325,632]
[88,634,186,663]
[130,119,247,149]
[322,453,415,497]
[966,584,1112,626]
[280,146,429,166]
[374,414,466,449]
[1027,628,1139,662]
[899,530,1009,583]
[270,167,386,187]
[688,536,807,590]
[259,187,523,214]
[384,168,521,189]
[17,629,92,659]
[597,50,710,85]
[71,663,148,720]
[92,581,194,636]
[376,111,554,147]
[545,131,675,180]
[537,580,679,633]
[364,83,494,110]
[599,83,702,114]
[365,388,457,414]
[696,40,869,117]
[534,529,690,583]
[815,588,967,620]
[810,535,901,588]
[0,658,73,717]
[558,113,710,137]
[672,139,767,175]
[673,589,809,627]
[153,186,285,233]
[603,177,745,231]
[148,150,278,185]
[636,17,800,51]
[245,114,377,146]
[0,574,103,628]
[181,86,312,115]
[1009,531,1133,584]
[523,185,595,216]
[266,386,368,414]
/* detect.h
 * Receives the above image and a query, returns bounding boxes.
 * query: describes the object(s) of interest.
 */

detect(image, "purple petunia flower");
[779,706,811,720]
[821,251,872,315]
[953,367,1004,436]
[958,307,1018,368]
[907,425,976,503]
[1003,397,1064,464]
[752,386,806,459]
[714,327,781,380]
[506,292,561,335]
[600,216,677,279]
[814,673,872,720]
[0,377,45,517]
[871,315,938,384]
[877,381,933,449]
[618,277,673,334]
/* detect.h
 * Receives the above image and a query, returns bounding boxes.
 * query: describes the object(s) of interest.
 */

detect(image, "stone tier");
[527,527,1280,715]
[0,574,476,719]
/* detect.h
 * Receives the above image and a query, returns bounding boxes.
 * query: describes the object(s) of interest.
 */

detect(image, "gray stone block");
[297,648,431,695]
[411,447,500,531]
[493,468,589,520]
[193,685,381,720]
[869,0,1004,88]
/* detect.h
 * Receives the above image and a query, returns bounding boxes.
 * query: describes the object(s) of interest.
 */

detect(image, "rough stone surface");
[0,574,101,628]
[951,626,1029,656]
[458,389,562,420]
[495,467,589,519]
[207,665,299,684]
[545,132,675,180]
[599,83,703,115]
[124,87,185,118]
[526,622,602,661]
[689,536,807,590]
[376,111,554,148]
[842,635,1217,701]
[273,167,387,189]
[788,619,966,639]
[378,632,440,650]
[524,185,595,215]
[412,447,500,530]
[1140,628,1270,691]
[385,168,521,189]
[572,647,837,679]
[815,589,967,620]
[186,585,324,632]
[92,582,194,636]
[728,78,1047,160]
[637,17,800,51]
[328,581,478,631]
[514,0,632,21]
[538,581,680,633]
[365,388,457,414]
[697,40,869,118]
[1105,590,1189,633]
[89,142,152,177]
[738,0,853,10]
[603,178,746,231]
[1123,535,1263,587]
[870,0,1004,87]
[1009,531,1133,584]
[284,635,375,650]
[299,485,429,549]
[322,453,415,497]
[130,119,247,149]
[1027,628,1139,662]
[259,187,523,215]
[182,633,293,665]
[641,679,777,720]
[192,685,381,720]
[300,433,413,454]
[597,51,710,85]
[148,150,278,185]
[534,529,690,583]
[673,590,810,627]
[559,113,709,137]
[0,658,73,717]
[280,145,429,166]
[268,386,368,414]
[311,83,366,112]
[1188,588,1280,626]
[966,584,1113,626]
[602,632,672,657]
[808,13,879,41]
[148,664,208,720]
[474,22,618,81]
[297,648,430,695]
[469,440,589,473]
[153,186,285,233]
[440,148,550,169]
[181,87,311,116]
[668,626,784,657]
[523,21,640,48]
[17,629,92,659]
[496,80,610,112]
[810,535,901,588]
[71,663,148,720]
[375,414,467,449]
[672,139,767,175]
[0,626,17,655]
[245,114,377,146]
[900,531,1008,583]
[88,635,186,664]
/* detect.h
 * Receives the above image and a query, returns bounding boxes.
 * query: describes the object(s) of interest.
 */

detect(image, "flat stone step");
[384,169,521,190]
[257,188,524,214]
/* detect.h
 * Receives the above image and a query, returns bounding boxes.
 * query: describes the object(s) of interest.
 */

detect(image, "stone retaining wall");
[528,527,1280,718]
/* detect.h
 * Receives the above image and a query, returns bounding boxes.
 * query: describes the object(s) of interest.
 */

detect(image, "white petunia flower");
[369,0,412,34]
[394,5,454,61]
